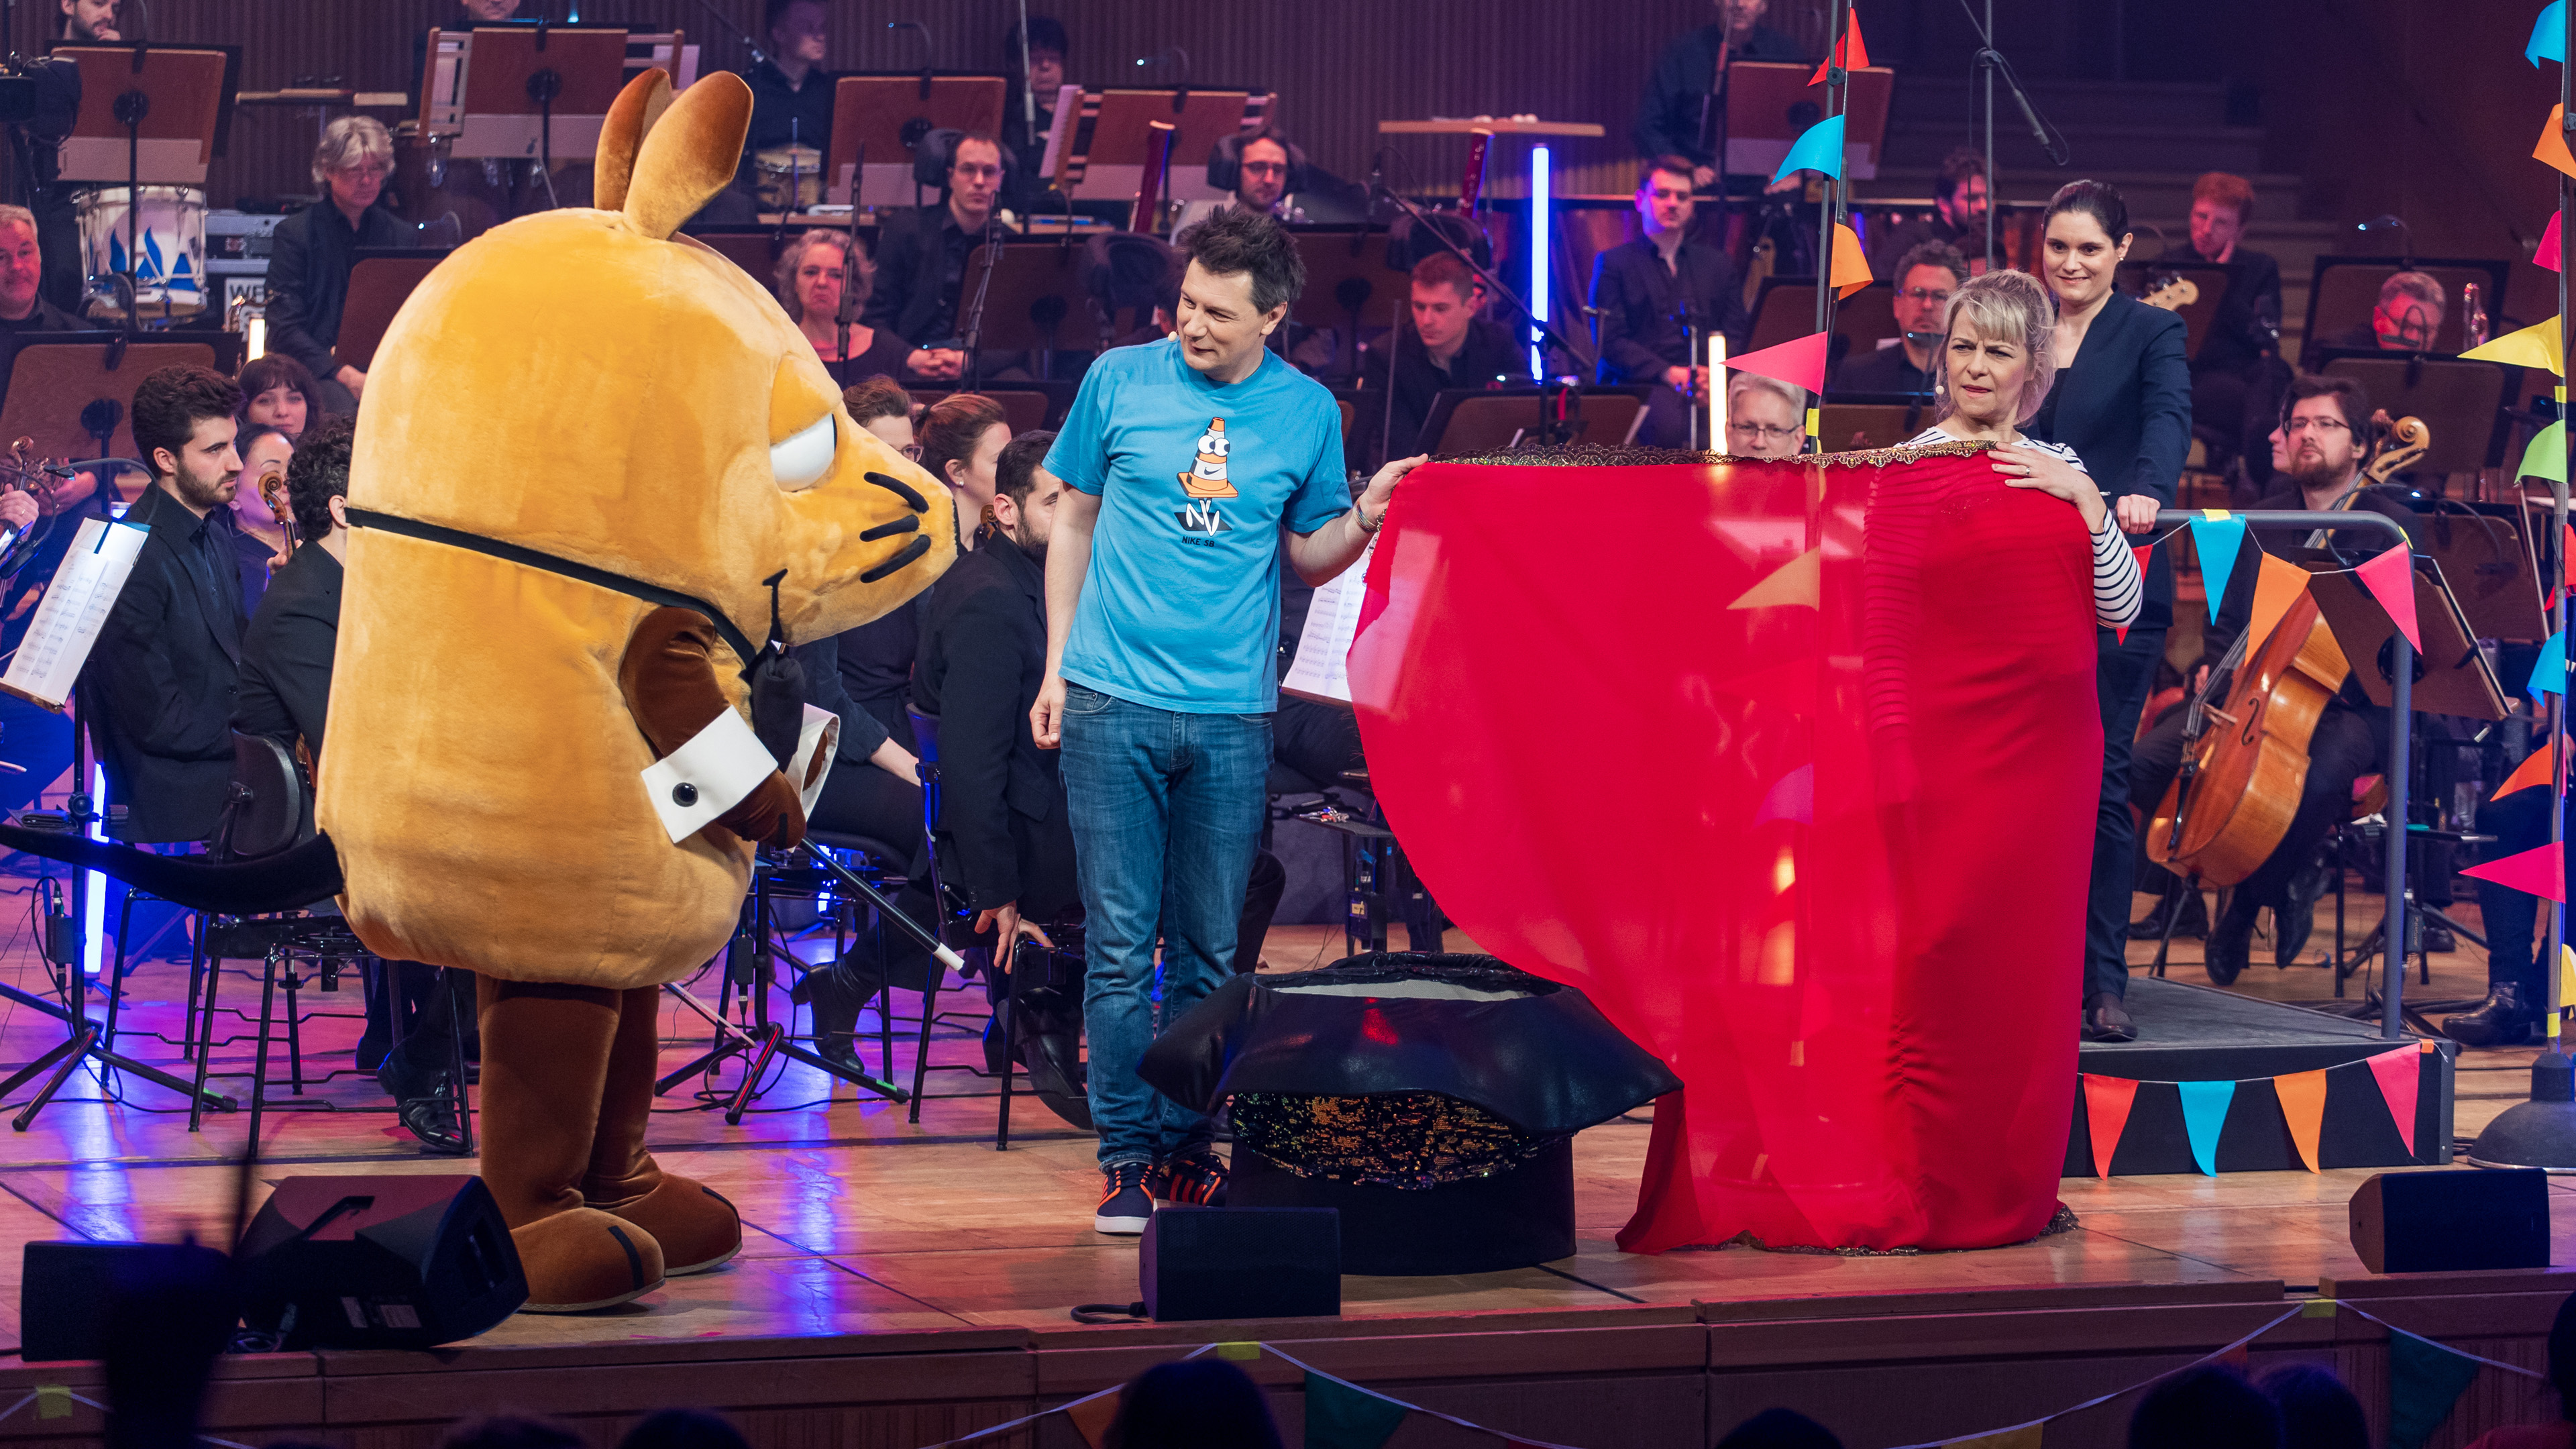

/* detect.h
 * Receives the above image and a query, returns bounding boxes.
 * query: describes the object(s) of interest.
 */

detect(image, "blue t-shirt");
[1045,337,1351,713]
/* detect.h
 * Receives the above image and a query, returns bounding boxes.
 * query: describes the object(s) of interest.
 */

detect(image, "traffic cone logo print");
[1181,418,1240,498]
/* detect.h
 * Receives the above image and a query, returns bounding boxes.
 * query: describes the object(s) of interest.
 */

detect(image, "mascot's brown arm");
[617,606,806,849]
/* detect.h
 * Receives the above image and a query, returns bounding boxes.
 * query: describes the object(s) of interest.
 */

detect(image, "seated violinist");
[2125,376,2411,1007]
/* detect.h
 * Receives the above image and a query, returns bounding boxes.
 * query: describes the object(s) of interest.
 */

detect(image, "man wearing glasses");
[865,133,1013,386]
[1724,374,1806,458]
[266,117,410,415]
[1833,240,1967,398]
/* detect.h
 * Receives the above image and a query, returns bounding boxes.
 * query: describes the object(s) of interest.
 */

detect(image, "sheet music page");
[1280,539,1375,706]
[1,518,148,712]
[1038,84,1083,183]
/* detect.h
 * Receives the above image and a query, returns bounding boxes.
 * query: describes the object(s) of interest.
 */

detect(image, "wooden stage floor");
[0,869,2567,1448]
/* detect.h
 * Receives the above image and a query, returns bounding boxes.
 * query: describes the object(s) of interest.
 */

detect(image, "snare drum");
[753,146,823,213]
[74,185,209,319]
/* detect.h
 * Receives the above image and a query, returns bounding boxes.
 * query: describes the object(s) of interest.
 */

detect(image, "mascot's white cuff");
[790,704,839,818]
[643,708,779,843]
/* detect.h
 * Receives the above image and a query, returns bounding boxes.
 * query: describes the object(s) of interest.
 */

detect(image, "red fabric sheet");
[1346,450,2101,1252]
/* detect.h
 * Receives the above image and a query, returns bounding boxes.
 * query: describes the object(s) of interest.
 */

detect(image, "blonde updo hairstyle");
[1931,268,2057,427]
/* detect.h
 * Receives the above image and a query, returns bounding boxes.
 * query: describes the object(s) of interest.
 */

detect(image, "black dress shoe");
[2444,982,2541,1047]
[2205,902,2256,986]
[2127,890,2210,941]
[2083,993,2137,1043]
[394,1081,468,1155]
[2421,922,2457,953]
[2277,863,2331,965]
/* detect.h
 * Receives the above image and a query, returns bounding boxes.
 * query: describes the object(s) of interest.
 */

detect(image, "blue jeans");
[1059,682,1269,1168]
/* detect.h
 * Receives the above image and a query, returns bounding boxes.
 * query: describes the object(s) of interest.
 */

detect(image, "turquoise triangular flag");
[2388,1329,2484,1449]
[2532,629,2567,700]
[2533,1,2566,65]
[1303,1373,1409,1449]
[2187,515,2249,625]
[2175,1080,2234,1176]
[1772,114,1847,183]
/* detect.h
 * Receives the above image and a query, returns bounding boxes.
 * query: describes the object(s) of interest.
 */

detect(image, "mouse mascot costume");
[311,68,945,1311]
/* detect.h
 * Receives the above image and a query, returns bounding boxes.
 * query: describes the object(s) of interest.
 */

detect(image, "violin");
[2143,415,2426,887]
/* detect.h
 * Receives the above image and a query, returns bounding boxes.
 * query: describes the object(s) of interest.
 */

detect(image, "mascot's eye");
[769,414,837,489]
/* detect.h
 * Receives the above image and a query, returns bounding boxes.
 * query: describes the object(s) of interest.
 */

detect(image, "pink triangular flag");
[1724,331,1830,396]
[2115,543,2153,644]
[2355,545,2420,652]
[2081,1074,2140,1178]
[2363,1046,2421,1157]
[2544,212,2565,274]
[2461,841,2567,903]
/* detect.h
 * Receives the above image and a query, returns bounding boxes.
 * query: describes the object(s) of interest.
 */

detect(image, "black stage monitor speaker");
[1140,1207,1340,1322]
[237,1174,527,1348]
[2350,1169,2551,1274]
[21,1240,229,1362]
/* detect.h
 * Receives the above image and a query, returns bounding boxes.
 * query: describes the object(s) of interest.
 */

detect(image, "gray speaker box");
[1139,1206,1340,1322]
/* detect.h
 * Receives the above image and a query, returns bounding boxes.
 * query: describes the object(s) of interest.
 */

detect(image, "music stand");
[2118,258,2232,363]
[2300,256,2513,366]
[452,25,629,196]
[1287,227,1407,382]
[1722,63,1893,182]
[2417,502,2548,643]
[2314,350,2519,472]
[823,73,1007,209]
[1064,89,1256,206]
[957,239,1087,377]
[0,336,226,466]
[1749,276,1899,360]
[1819,398,1927,452]
[332,250,447,376]
[1424,386,1652,455]
[2309,555,2508,720]
[56,44,239,301]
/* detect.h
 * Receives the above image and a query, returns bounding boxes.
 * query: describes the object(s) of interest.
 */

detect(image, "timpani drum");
[74,185,209,319]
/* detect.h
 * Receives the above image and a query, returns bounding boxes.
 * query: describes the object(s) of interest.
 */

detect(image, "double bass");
[2144,417,2428,885]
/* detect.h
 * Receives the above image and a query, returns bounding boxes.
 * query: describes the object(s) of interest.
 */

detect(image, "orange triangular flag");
[1808,11,1871,85]
[2082,1073,2140,1177]
[2461,841,2568,903]
[1067,1391,1122,1449]
[2541,104,2576,181]
[2275,1069,2328,1172]
[2491,737,2572,800]
[2245,552,2310,653]
[2364,1045,2420,1157]
[1725,331,1830,395]
[1829,222,1872,299]
[2355,545,2421,651]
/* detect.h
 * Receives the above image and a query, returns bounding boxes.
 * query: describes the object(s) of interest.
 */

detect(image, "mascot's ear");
[621,70,754,241]
[594,68,676,214]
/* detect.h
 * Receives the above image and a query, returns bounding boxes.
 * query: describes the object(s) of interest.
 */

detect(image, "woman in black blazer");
[2024,180,2191,1046]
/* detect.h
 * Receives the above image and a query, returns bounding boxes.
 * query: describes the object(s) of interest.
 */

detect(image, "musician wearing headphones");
[864,131,1013,386]
[1171,125,1310,236]
[2127,376,2408,994]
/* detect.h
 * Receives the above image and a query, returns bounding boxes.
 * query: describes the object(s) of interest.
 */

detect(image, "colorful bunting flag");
[1772,115,1847,184]
[2246,552,2310,658]
[2355,545,2421,652]
[2537,3,2570,66]
[2463,315,2567,376]
[2187,514,2248,625]
[2118,544,2153,644]
[1067,1393,1122,1449]
[2363,1045,2422,1157]
[2081,1074,2139,1178]
[1303,1373,1410,1449]
[1729,548,1821,610]
[2176,1080,2235,1176]
[2530,629,2567,700]
[2559,945,2575,1022]
[2544,212,2565,273]
[1725,332,1831,394]
[2519,421,2565,484]
[2461,841,2567,904]
[2490,737,2570,800]
[2389,1330,2485,1449]
[1754,763,1815,826]
[2540,105,2576,182]
[1809,10,1871,85]
[1830,222,1873,299]
[2275,1069,2327,1172]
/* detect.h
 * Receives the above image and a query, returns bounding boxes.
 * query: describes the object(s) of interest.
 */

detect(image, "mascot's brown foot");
[580,984,743,1277]
[513,1207,668,1313]
[598,1173,741,1275]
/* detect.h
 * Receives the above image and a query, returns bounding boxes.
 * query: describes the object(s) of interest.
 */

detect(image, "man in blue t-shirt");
[1035,209,1424,1234]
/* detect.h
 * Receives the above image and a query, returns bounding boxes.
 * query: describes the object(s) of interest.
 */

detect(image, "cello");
[2143,417,2428,885]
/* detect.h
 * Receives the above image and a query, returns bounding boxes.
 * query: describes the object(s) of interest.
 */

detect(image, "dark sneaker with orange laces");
[1094,1163,1153,1234]
[1157,1150,1229,1206]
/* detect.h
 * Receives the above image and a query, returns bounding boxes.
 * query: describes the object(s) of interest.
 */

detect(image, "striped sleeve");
[2090,509,2142,629]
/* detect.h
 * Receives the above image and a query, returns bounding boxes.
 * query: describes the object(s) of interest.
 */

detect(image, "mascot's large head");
[321,69,955,987]
[349,68,955,643]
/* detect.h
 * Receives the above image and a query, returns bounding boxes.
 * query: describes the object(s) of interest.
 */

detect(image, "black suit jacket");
[910,537,1075,918]
[78,483,248,843]
[1589,236,1751,386]
[2027,289,2192,631]
[861,205,972,350]
[264,200,411,385]
[232,543,340,757]
[1354,316,1525,466]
